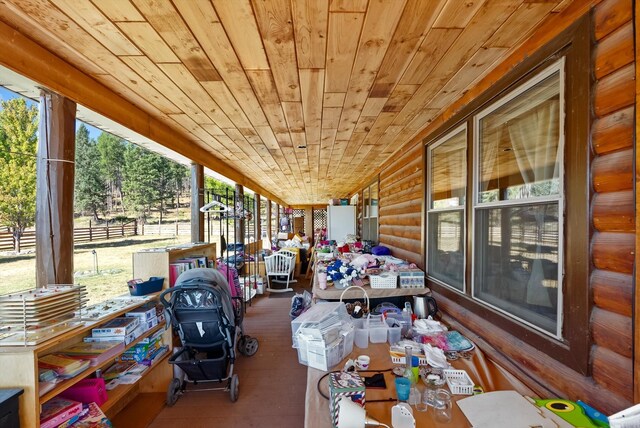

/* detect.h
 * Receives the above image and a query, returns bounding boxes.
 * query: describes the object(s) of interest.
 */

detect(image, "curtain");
[507,99,559,307]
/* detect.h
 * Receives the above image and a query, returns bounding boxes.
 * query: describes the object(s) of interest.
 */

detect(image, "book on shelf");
[102,361,137,381]
[91,317,139,337]
[71,402,113,427]
[40,397,83,428]
[61,341,125,367]
[39,354,91,378]
[169,256,209,286]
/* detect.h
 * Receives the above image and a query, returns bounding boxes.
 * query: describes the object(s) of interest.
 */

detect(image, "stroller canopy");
[173,268,236,327]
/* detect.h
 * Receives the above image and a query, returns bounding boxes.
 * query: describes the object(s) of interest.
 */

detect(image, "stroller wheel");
[241,336,259,356]
[166,378,181,407]
[229,374,239,402]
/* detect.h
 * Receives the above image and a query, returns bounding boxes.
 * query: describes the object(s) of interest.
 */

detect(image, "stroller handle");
[159,281,222,309]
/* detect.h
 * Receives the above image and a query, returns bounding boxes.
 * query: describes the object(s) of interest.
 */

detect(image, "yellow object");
[280,247,301,263]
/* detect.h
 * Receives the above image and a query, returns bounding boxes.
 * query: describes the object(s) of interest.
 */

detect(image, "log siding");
[371,0,635,414]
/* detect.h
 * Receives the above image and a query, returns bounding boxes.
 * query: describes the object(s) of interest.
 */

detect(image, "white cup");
[355,355,370,370]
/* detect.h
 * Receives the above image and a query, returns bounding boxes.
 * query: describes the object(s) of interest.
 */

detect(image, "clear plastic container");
[354,327,369,348]
[368,315,388,343]
[386,318,402,344]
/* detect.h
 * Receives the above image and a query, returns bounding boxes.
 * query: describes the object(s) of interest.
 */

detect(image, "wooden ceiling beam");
[0,20,288,206]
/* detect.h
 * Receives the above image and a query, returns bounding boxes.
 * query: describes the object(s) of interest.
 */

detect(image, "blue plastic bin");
[129,277,164,296]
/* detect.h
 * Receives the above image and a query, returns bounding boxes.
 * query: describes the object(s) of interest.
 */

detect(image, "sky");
[0,86,103,140]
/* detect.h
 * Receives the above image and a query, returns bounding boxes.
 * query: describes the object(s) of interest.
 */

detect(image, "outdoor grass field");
[0,234,191,305]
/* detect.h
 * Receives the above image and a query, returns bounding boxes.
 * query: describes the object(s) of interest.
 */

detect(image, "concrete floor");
[147,280,310,428]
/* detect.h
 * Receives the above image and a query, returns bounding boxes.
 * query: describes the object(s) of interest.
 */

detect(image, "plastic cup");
[354,327,369,349]
[434,389,452,423]
[395,377,411,402]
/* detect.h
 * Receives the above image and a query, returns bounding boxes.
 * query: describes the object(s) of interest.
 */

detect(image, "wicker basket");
[443,369,474,395]
[369,272,398,289]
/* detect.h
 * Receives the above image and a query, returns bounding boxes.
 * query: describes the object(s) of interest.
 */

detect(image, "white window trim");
[471,58,566,340]
[426,124,467,293]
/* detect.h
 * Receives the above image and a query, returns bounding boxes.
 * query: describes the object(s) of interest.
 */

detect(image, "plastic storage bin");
[443,369,474,395]
[128,277,164,296]
[354,318,368,349]
[59,378,107,406]
[386,318,402,344]
[367,315,388,344]
[369,272,398,289]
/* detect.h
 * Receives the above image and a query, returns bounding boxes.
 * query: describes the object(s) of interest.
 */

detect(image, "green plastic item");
[535,399,602,428]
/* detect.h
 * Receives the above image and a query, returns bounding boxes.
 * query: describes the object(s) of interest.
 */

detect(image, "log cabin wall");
[590,0,635,404]
[375,0,635,414]
[378,143,424,268]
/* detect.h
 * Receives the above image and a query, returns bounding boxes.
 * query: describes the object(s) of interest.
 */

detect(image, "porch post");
[35,90,76,287]
[266,199,272,244]
[254,193,261,245]
[304,207,313,238]
[190,163,204,243]
[235,184,244,245]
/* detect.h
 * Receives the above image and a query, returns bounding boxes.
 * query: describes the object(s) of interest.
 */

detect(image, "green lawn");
[0,234,190,305]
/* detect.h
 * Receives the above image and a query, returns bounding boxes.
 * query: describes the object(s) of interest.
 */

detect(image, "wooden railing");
[0,220,137,252]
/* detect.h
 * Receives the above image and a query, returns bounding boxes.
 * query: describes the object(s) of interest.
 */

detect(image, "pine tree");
[122,145,160,221]
[0,98,38,252]
[96,132,125,214]
[74,124,106,221]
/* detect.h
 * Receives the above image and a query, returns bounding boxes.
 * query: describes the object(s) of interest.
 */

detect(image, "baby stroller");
[160,268,259,405]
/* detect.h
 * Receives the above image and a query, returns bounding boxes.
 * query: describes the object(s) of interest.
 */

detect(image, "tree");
[96,132,126,214]
[122,144,160,221]
[74,124,106,221]
[0,98,38,251]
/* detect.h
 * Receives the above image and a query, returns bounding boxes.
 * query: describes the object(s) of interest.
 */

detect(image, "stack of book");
[85,317,140,345]
[64,402,112,428]
[40,397,83,428]
[102,361,137,381]
[61,341,124,367]
[169,255,208,286]
[39,354,91,379]
[125,302,161,332]
[119,329,166,366]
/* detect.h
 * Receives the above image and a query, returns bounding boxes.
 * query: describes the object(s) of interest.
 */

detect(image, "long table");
[304,341,535,427]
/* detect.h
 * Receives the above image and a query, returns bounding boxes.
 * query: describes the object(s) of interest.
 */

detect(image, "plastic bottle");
[411,356,420,383]
[402,302,413,331]
[403,346,413,380]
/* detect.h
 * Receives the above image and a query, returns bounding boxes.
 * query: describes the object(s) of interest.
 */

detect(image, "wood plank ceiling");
[0,0,570,205]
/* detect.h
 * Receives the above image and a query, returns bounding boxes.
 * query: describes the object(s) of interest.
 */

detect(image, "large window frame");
[472,59,565,340]
[423,15,591,373]
[426,124,467,292]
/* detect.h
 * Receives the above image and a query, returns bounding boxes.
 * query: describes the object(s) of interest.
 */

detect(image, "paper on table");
[457,391,558,428]
[610,403,640,428]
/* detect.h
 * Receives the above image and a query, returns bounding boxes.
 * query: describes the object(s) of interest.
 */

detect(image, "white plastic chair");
[264,253,296,293]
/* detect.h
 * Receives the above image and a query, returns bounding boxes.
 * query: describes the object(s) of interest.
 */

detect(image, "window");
[427,125,467,291]
[473,60,564,338]
[423,15,590,372]
[362,179,378,243]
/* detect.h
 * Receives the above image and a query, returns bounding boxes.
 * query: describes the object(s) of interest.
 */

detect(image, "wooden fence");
[0,220,137,252]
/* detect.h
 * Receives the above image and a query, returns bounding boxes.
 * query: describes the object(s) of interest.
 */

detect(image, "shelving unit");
[132,242,217,288]
[0,294,172,428]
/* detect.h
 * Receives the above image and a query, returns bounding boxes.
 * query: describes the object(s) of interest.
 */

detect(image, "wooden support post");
[190,163,204,243]
[36,90,76,287]
[266,199,272,244]
[235,184,244,246]
[275,203,280,234]
[255,193,261,246]
[304,207,313,239]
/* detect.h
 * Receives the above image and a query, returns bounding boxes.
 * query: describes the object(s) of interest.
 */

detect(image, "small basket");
[339,286,370,316]
[390,351,427,366]
[128,277,164,296]
[369,272,398,289]
[443,369,474,395]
